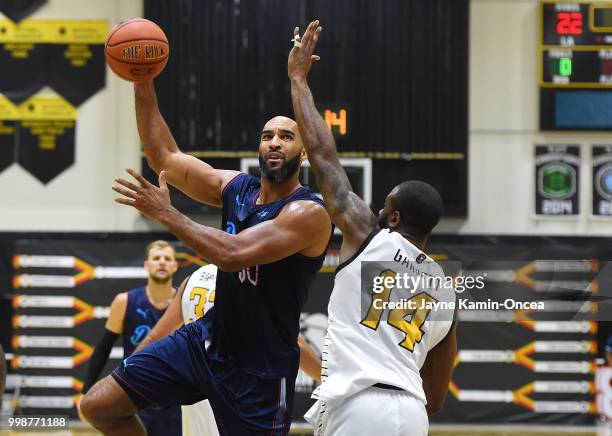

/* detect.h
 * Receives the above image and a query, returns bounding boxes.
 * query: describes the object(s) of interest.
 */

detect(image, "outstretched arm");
[135,81,239,207]
[113,169,331,272]
[288,21,375,258]
[134,278,186,353]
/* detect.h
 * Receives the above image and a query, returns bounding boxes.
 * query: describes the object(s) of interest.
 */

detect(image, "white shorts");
[305,386,428,436]
[181,399,219,436]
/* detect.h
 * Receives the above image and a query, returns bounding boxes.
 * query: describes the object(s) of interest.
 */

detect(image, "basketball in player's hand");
[105,18,169,82]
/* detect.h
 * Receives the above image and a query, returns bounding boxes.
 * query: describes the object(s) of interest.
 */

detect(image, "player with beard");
[77,240,180,436]
[80,80,332,436]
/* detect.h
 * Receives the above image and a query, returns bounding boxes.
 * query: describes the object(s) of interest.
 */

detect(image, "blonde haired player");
[135,263,323,436]
[289,21,458,435]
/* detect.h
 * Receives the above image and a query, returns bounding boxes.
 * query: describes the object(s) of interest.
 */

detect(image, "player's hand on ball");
[113,168,172,220]
[288,19,323,81]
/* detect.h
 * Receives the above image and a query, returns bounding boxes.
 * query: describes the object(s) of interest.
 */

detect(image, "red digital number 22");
[556,12,583,35]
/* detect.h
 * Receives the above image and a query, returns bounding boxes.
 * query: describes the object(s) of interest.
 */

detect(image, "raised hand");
[113,168,173,219]
[288,20,323,81]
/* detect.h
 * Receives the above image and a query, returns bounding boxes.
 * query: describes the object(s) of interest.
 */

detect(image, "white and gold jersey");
[312,228,456,405]
[180,264,219,436]
[181,264,217,325]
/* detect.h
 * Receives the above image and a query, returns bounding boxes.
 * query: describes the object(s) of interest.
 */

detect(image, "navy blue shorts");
[138,405,181,436]
[111,318,295,435]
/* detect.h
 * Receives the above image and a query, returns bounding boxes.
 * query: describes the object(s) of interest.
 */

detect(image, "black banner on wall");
[0,98,20,175]
[16,96,76,184]
[0,0,47,23]
[0,19,107,106]
[535,144,581,216]
[592,145,612,217]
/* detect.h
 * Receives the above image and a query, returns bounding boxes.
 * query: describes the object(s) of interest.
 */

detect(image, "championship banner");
[592,145,612,217]
[535,144,580,216]
[0,92,78,184]
[0,19,107,105]
[0,0,47,23]
[14,95,76,184]
[0,97,19,175]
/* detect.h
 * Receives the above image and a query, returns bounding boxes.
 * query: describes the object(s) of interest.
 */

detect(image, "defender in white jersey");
[289,21,458,435]
[134,264,323,436]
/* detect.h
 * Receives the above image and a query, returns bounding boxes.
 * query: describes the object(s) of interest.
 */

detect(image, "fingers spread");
[115,177,139,192]
[115,198,135,205]
[303,20,322,52]
[112,185,137,199]
[126,168,149,186]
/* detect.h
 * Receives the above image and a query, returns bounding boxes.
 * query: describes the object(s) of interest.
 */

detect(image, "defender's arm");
[289,22,375,255]
[420,322,457,415]
[135,81,239,207]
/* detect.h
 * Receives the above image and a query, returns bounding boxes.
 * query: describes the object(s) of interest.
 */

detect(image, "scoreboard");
[540,1,612,130]
[541,2,612,87]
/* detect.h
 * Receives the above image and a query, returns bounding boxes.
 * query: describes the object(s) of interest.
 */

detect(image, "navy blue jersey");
[209,173,327,378]
[122,287,166,357]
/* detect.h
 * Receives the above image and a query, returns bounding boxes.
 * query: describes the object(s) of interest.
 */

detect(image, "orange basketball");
[105,18,169,82]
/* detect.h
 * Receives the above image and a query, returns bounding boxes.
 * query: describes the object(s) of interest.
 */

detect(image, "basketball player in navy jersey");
[80,78,332,435]
[132,263,322,436]
[77,240,180,436]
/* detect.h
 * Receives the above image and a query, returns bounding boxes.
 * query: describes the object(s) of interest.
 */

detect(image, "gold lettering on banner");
[21,120,75,150]
[4,42,35,58]
[64,44,92,67]
[0,121,16,135]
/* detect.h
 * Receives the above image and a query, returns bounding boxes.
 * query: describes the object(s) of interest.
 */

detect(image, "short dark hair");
[391,181,443,237]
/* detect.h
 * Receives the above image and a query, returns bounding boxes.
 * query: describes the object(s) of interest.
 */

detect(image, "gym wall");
[444,0,612,235]
[0,0,146,232]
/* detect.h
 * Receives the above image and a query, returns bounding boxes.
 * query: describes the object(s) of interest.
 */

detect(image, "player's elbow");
[144,152,171,174]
